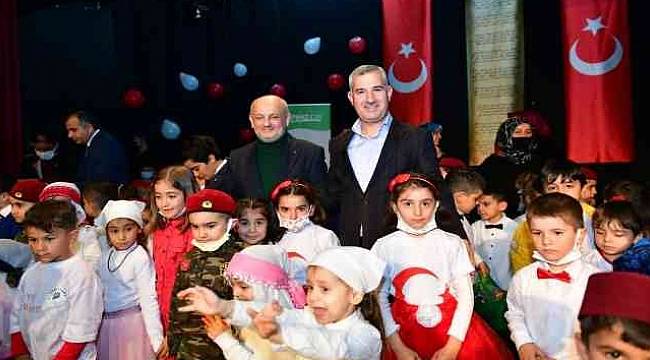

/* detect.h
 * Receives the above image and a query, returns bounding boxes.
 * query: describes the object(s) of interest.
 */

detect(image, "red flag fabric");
[382,0,433,127]
[561,0,633,163]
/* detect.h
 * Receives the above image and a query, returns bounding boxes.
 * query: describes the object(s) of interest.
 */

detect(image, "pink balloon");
[327,73,345,91]
[206,82,225,99]
[122,88,145,108]
[270,83,287,98]
[348,36,367,55]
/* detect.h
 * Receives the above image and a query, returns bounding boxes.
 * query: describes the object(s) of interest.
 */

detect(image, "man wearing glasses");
[209,95,327,199]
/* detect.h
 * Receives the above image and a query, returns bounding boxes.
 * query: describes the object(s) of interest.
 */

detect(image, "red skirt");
[382,267,513,360]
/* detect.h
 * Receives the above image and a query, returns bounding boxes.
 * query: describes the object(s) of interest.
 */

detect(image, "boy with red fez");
[577,272,650,359]
[166,189,243,359]
[8,179,47,243]
[505,193,600,360]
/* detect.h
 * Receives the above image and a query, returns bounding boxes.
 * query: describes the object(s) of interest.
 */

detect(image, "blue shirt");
[614,237,650,276]
[347,115,393,193]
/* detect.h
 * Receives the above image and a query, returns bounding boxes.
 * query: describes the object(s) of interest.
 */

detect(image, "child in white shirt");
[95,200,164,359]
[10,200,103,360]
[271,180,339,283]
[505,193,600,360]
[177,246,386,360]
[373,172,513,359]
[471,190,518,290]
[204,244,306,359]
[585,201,643,272]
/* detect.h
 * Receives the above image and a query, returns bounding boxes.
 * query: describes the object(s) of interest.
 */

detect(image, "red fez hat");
[580,272,650,324]
[439,157,467,169]
[39,182,81,204]
[10,179,47,203]
[187,189,236,216]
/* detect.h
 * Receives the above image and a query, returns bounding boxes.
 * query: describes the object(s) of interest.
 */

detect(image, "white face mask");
[35,149,55,161]
[533,229,584,266]
[159,206,186,221]
[192,218,235,252]
[278,213,312,233]
[395,202,439,236]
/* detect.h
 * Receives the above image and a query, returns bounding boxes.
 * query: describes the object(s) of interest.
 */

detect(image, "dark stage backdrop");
[16,0,649,182]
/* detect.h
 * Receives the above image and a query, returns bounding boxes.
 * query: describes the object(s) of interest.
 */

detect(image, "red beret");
[439,157,467,169]
[187,189,236,216]
[10,179,47,203]
[580,272,650,324]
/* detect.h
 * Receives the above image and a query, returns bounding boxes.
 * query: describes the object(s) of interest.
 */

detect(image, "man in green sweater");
[208,95,327,199]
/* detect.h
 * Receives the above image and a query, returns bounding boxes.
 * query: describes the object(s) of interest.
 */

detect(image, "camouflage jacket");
[168,239,243,359]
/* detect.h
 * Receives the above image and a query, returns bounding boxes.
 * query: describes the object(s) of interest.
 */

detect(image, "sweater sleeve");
[213,331,254,360]
[134,251,164,352]
[447,275,473,341]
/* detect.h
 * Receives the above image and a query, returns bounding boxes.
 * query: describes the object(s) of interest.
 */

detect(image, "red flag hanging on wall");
[561,0,633,163]
[382,0,433,127]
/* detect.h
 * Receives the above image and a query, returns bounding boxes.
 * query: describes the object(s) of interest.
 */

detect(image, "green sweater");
[256,133,289,196]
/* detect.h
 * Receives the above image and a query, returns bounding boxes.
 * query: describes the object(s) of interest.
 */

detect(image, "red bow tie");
[536,268,571,283]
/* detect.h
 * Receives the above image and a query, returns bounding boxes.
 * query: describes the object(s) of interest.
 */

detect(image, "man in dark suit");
[327,65,460,248]
[209,95,327,199]
[65,110,128,185]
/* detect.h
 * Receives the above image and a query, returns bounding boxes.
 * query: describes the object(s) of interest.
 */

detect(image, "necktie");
[536,267,571,283]
[485,224,503,230]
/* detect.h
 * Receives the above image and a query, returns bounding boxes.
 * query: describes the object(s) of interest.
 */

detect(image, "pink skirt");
[98,306,156,360]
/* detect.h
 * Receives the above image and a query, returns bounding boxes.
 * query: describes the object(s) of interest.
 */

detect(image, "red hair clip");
[388,173,412,193]
[609,194,627,202]
[270,180,294,201]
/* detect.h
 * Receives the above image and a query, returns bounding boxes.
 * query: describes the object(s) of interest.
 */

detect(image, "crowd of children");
[1,121,650,359]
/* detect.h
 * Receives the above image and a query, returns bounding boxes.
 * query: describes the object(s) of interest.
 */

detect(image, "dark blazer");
[326,120,468,249]
[77,130,129,185]
[208,135,327,199]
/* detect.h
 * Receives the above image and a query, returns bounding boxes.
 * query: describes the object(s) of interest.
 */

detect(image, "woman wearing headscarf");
[477,117,543,218]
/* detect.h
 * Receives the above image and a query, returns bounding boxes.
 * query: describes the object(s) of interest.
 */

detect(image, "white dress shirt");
[471,215,518,290]
[11,254,103,360]
[229,302,381,360]
[371,229,475,341]
[99,242,163,352]
[347,115,393,193]
[505,259,600,359]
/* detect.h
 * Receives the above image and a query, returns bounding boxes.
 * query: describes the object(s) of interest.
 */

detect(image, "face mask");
[511,137,532,152]
[532,229,583,266]
[159,206,186,220]
[278,212,312,233]
[396,202,439,236]
[35,149,55,161]
[192,218,234,252]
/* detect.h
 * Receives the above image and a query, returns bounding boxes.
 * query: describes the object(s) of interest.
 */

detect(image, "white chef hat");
[309,246,386,294]
[94,200,146,229]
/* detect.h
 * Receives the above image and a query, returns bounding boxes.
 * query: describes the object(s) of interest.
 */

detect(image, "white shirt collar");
[86,129,101,147]
[323,309,363,330]
[351,114,393,139]
[0,204,11,217]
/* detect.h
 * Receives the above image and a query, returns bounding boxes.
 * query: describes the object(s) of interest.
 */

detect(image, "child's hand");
[518,343,553,360]
[156,336,169,359]
[387,333,421,360]
[247,301,283,343]
[203,315,231,339]
[431,336,461,360]
[177,286,221,315]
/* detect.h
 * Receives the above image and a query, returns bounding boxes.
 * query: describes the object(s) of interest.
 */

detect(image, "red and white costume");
[372,229,513,359]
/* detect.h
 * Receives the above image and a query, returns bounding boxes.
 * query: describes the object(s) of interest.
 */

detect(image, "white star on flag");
[398,42,416,58]
[583,16,606,36]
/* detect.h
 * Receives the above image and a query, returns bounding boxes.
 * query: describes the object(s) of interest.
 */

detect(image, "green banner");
[287,103,332,165]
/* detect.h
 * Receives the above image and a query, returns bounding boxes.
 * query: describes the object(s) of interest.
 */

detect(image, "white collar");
[483,214,505,225]
[0,204,11,217]
[322,309,363,330]
[351,114,393,139]
[86,129,101,147]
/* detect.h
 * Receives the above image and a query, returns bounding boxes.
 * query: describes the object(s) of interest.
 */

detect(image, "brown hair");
[149,166,199,233]
[445,168,486,195]
[526,193,584,229]
[23,200,78,233]
[270,179,326,225]
[580,315,650,350]
[359,291,386,341]
[233,197,281,244]
[592,201,642,237]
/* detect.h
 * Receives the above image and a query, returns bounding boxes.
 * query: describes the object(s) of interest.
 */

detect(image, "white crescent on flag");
[569,16,624,76]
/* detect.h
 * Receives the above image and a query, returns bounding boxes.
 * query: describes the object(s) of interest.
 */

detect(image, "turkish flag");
[382,0,433,127]
[561,0,633,163]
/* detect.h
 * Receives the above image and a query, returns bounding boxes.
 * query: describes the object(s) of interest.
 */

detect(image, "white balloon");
[161,119,181,140]
[233,63,248,77]
[304,37,321,55]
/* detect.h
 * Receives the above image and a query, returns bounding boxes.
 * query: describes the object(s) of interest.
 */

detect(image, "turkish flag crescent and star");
[561,0,634,163]
[382,0,433,127]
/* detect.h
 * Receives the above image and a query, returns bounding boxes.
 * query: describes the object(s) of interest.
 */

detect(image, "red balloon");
[327,73,345,91]
[348,36,367,55]
[206,82,225,99]
[269,83,287,98]
[122,88,145,108]
[239,128,255,143]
